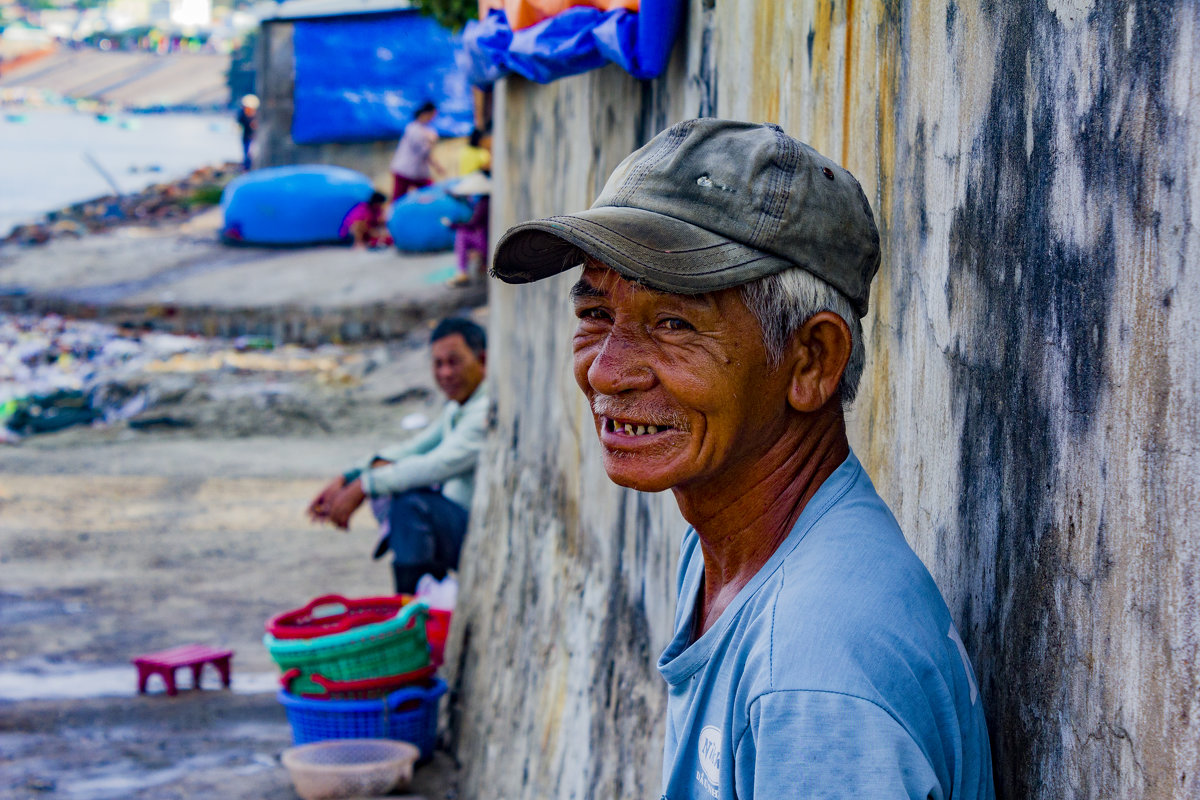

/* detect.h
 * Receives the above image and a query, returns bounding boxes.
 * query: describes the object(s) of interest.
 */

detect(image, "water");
[0,108,241,236]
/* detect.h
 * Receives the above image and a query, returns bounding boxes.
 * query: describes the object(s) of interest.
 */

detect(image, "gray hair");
[740,268,865,406]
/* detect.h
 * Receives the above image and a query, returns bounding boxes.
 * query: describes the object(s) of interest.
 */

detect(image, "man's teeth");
[611,418,662,436]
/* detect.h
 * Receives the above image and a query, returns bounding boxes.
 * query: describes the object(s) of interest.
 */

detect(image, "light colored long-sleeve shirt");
[353,379,488,510]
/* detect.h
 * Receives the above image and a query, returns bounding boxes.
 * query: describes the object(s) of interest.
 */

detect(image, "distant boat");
[4,113,29,123]
[96,113,114,123]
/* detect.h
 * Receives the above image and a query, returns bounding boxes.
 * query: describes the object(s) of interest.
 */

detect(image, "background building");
[252,0,472,178]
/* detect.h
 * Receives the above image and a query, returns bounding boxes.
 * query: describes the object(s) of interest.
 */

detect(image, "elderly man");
[307,317,488,593]
[491,120,994,799]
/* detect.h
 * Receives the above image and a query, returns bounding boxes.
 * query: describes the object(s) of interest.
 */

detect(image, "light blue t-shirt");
[657,450,994,800]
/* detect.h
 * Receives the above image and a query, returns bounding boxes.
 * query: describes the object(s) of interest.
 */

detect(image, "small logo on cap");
[696,174,735,193]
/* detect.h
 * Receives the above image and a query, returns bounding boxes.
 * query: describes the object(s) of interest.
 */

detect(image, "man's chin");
[600,454,678,493]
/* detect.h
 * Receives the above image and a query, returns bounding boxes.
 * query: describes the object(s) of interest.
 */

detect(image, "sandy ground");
[0,328,474,798]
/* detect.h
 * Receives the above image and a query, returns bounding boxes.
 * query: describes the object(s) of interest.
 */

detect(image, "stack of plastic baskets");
[400,594,452,668]
[276,680,447,762]
[266,595,446,761]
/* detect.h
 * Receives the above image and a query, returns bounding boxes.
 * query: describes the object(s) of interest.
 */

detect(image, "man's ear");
[786,311,852,412]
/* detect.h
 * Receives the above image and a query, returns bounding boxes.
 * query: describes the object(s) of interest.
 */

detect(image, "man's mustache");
[590,395,691,431]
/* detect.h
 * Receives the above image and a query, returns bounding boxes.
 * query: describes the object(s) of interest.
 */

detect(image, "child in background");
[458,127,492,176]
[442,172,491,286]
[340,191,393,249]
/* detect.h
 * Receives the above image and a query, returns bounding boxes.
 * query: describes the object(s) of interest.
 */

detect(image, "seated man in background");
[307,318,488,593]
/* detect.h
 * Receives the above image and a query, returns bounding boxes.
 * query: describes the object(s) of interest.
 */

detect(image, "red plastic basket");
[400,595,452,667]
[426,609,452,667]
[280,664,438,700]
[266,595,408,640]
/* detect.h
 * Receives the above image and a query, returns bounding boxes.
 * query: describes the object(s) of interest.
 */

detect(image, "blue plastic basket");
[277,678,447,762]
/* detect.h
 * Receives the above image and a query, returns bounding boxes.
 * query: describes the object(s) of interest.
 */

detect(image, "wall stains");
[939,2,1189,796]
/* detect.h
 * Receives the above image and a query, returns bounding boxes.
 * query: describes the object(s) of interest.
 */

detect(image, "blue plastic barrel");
[387,181,473,253]
[221,165,374,245]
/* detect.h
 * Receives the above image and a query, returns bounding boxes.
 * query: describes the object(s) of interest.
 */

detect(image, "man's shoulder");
[734,485,954,699]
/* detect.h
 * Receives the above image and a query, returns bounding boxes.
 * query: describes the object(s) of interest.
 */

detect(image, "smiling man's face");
[571,264,794,495]
[432,332,486,405]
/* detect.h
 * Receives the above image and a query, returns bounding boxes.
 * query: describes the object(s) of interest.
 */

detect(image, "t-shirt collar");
[657,449,863,686]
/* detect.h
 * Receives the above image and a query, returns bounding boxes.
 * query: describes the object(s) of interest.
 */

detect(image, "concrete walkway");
[0,209,488,343]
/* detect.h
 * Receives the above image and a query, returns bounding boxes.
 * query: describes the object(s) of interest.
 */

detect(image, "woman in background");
[390,101,443,199]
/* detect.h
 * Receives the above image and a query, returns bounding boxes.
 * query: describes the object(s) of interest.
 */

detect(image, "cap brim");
[491,206,792,294]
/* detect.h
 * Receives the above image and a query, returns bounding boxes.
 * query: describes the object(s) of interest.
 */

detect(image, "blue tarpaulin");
[462,0,684,85]
[292,12,475,145]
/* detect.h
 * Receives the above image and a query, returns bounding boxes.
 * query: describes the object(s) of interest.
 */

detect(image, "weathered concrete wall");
[447,2,1200,798]
[255,21,398,178]
[443,67,688,800]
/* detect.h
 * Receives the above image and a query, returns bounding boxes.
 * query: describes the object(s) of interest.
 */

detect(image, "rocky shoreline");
[3,161,240,245]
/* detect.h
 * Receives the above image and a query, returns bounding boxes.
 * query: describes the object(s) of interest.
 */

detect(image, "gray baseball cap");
[491,118,881,317]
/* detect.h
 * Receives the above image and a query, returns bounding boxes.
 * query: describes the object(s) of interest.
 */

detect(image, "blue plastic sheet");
[292,12,475,145]
[221,165,373,245]
[463,0,683,85]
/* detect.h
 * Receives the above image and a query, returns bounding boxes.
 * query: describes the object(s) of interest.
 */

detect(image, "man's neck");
[674,407,850,639]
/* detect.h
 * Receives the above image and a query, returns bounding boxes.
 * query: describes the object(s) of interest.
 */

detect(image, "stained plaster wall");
[446,2,1200,798]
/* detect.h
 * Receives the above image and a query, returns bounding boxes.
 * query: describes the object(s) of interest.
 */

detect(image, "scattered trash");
[400,412,429,430]
[383,387,433,405]
[2,389,101,435]
[0,314,366,439]
[0,314,196,436]
[128,416,194,430]
[234,335,275,351]
[415,573,457,611]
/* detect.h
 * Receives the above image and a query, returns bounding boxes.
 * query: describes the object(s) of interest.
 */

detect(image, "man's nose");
[587,325,656,395]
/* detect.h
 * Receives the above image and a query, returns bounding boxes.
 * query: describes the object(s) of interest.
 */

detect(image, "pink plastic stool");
[133,644,233,696]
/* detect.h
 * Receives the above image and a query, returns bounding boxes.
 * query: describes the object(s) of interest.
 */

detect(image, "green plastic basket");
[265,601,430,696]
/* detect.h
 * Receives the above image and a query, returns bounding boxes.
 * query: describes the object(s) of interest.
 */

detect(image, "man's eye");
[577,307,611,321]
[661,317,694,331]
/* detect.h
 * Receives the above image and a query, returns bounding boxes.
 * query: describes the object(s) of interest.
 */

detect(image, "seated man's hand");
[307,475,345,521]
[328,479,367,529]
